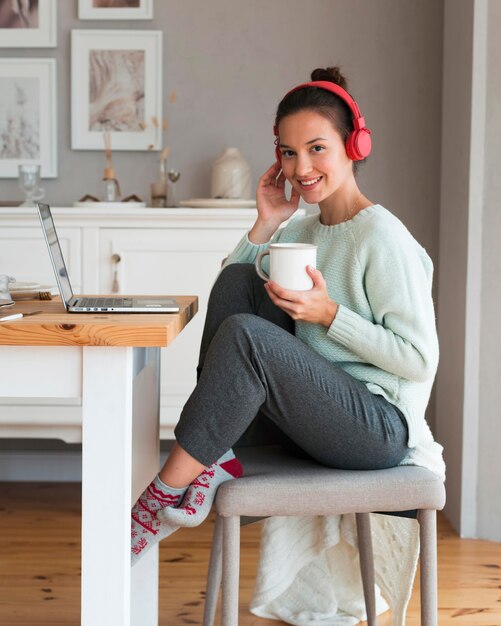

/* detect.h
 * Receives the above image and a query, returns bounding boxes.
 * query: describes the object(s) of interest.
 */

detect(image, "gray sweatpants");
[175,263,409,470]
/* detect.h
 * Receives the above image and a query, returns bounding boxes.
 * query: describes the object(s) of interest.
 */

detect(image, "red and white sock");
[159,449,243,528]
[131,474,186,566]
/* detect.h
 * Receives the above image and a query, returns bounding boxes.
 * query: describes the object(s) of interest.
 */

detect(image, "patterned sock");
[159,449,243,528]
[131,474,187,566]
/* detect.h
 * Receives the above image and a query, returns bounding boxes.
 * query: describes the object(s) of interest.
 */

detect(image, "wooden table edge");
[0,296,198,347]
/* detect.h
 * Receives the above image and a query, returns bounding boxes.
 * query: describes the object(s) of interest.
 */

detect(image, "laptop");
[37,203,180,313]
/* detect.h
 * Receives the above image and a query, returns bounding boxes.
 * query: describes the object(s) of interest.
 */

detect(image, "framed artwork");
[78,0,153,20]
[0,0,57,48]
[0,58,57,178]
[71,29,162,151]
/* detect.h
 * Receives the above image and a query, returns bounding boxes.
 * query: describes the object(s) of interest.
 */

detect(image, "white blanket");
[250,423,445,625]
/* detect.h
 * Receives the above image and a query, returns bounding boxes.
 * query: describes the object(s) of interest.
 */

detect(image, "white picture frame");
[71,29,162,151]
[0,58,57,178]
[0,0,57,48]
[78,0,153,20]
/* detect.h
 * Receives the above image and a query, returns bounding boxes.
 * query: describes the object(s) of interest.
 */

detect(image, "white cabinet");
[0,226,82,291]
[99,226,246,437]
[0,206,258,442]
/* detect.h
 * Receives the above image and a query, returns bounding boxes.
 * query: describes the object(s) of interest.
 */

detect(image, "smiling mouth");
[298,176,322,188]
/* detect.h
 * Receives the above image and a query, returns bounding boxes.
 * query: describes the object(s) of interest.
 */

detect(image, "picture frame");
[71,29,163,151]
[78,0,153,20]
[0,0,57,48]
[0,58,57,178]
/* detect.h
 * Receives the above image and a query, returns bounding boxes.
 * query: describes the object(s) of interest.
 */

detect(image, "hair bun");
[310,66,348,90]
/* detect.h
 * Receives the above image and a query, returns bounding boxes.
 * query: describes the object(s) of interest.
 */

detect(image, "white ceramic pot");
[210,148,252,199]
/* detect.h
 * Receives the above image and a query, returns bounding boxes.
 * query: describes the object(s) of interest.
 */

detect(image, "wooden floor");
[0,483,500,626]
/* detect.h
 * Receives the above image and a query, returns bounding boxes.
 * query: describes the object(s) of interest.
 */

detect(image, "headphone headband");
[274,80,372,162]
[283,81,364,127]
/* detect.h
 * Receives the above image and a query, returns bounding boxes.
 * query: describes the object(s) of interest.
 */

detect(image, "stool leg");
[221,516,240,626]
[418,509,438,626]
[203,515,223,626]
[356,513,377,626]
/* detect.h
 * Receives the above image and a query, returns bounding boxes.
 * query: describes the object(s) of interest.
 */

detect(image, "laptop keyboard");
[78,297,133,307]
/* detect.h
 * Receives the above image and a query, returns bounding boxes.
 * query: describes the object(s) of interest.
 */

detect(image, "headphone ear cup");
[346,128,372,161]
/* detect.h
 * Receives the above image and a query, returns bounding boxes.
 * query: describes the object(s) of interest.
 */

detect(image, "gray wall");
[1,1,443,255]
[436,0,501,541]
[435,0,476,536]
[0,2,443,443]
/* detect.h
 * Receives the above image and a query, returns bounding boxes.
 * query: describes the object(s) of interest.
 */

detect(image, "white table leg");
[81,346,161,626]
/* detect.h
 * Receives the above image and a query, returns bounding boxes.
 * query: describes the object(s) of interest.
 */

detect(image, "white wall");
[477,0,501,541]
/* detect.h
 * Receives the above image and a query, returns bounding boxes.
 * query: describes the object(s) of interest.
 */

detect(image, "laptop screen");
[37,203,74,306]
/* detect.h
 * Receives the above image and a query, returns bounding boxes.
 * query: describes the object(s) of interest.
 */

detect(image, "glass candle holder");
[18,164,45,207]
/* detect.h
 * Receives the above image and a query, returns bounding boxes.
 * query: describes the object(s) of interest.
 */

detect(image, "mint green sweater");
[224,204,439,448]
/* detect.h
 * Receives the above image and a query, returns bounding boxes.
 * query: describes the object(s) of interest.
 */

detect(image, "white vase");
[210,148,252,199]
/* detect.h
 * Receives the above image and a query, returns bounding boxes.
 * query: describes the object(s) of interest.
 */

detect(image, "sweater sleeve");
[222,232,271,267]
[222,224,290,268]
[327,226,439,383]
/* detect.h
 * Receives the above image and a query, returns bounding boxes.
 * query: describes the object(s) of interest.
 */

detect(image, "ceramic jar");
[210,148,252,199]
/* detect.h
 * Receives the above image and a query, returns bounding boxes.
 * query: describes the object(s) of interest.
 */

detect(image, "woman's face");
[277,109,353,205]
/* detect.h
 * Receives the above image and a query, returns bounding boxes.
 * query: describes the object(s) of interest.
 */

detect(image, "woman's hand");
[249,163,301,243]
[264,266,339,327]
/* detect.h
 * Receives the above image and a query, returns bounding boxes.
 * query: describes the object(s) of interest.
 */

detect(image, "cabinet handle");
[111,253,121,293]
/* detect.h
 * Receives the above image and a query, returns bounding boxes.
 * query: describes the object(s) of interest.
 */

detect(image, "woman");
[131,66,440,576]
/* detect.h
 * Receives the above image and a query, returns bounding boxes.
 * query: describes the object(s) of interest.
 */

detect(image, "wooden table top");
[0,296,198,347]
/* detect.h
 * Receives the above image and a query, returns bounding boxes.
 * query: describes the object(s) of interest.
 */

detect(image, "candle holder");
[18,164,45,207]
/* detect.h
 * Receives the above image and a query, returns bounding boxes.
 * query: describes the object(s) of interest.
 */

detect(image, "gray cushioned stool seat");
[216,445,445,517]
[203,445,446,626]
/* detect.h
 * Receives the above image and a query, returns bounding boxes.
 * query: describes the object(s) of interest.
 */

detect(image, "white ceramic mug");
[255,243,317,290]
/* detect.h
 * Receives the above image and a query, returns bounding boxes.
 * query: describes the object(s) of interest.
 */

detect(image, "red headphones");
[274,80,372,164]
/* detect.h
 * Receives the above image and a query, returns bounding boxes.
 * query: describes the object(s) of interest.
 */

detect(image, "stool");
[202,445,445,626]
